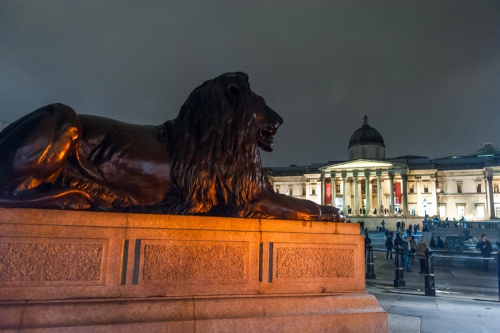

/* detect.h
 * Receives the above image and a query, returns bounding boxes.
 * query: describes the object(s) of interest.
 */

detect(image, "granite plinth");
[0,208,387,332]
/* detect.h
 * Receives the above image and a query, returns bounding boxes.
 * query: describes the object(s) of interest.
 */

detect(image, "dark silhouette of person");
[429,236,436,249]
[476,234,492,271]
[436,236,444,248]
[430,236,436,249]
[416,237,427,273]
[385,236,394,259]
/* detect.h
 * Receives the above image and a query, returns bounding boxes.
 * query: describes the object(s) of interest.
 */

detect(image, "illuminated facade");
[267,117,500,220]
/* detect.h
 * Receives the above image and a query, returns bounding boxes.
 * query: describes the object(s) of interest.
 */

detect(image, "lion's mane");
[159,72,268,217]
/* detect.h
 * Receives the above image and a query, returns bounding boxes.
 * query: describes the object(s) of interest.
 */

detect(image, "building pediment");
[320,159,406,172]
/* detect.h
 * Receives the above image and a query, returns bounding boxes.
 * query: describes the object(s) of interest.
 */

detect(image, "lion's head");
[164,72,283,216]
[173,72,282,152]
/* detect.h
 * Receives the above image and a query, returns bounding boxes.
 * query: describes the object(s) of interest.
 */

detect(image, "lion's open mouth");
[258,127,278,152]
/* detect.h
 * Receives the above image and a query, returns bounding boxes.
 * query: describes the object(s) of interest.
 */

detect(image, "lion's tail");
[0,188,96,210]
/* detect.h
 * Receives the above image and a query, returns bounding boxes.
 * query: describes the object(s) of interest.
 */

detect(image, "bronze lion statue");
[0,72,343,222]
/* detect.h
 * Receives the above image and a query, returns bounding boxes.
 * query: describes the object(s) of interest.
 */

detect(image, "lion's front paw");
[53,194,92,210]
[320,206,345,222]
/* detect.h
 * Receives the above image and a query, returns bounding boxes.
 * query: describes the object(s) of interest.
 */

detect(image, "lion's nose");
[275,115,283,129]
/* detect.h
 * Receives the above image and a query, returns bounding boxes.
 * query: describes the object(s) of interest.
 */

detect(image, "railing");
[423,220,500,230]
[365,244,500,300]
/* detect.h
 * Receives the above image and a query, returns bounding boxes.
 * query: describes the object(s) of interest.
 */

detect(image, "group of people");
[395,220,420,235]
[385,233,427,273]
[385,232,494,273]
[429,236,444,248]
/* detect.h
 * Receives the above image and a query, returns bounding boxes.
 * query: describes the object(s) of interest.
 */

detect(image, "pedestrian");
[410,236,417,264]
[413,224,417,234]
[403,235,412,272]
[430,236,436,248]
[417,237,427,273]
[394,233,404,248]
[396,220,401,232]
[364,234,372,258]
[407,225,412,237]
[394,232,404,265]
[436,236,444,248]
[476,234,492,272]
[385,235,394,260]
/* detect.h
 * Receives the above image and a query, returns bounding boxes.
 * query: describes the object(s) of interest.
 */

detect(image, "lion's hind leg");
[0,103,82,195]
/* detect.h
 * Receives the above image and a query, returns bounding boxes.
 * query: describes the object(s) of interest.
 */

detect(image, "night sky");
[1,1,499,167]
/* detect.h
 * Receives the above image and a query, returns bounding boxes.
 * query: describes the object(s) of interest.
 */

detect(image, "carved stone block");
[0,238,106,285]
[275,246,355,279]
[140,241,248,283]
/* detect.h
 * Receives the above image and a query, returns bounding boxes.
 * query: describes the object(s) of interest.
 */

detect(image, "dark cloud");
[1,1,499,167]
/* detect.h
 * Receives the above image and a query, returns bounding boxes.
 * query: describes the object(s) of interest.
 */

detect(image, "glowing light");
[322,160,394,171]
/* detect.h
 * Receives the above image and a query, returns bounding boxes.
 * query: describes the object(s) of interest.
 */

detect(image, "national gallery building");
[266,116,500,221]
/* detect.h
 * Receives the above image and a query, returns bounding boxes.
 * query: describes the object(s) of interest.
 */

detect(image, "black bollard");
[365,244,376,279]
[424,247,435,296]
[394,245,405,287]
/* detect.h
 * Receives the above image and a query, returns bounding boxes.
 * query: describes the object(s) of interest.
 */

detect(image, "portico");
[319,160,408,217]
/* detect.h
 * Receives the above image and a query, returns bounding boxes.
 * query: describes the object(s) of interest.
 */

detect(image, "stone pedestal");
[0,208,387,332]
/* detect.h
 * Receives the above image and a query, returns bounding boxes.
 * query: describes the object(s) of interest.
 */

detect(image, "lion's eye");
[258,101,266,108]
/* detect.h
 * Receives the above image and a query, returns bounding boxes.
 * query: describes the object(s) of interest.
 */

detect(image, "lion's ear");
[226,83,241,105]
[227,83,240,97]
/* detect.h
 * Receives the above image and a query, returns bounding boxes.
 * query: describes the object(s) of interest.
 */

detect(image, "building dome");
[348,116,385,148]
[348,116,385,160]
[469,143,500,157]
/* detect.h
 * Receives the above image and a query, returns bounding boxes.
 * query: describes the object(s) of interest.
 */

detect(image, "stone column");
[364,171,371,214]
[331,173,336,208]
[486,170,495,218]
[401,173,408,216]
[342,172,348,213]
[389,171,395,214]
[432,176,438,216]
[377,171,382,215]
[415,176,421,216]
[353,172,359,215]
[321,175,326,205]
